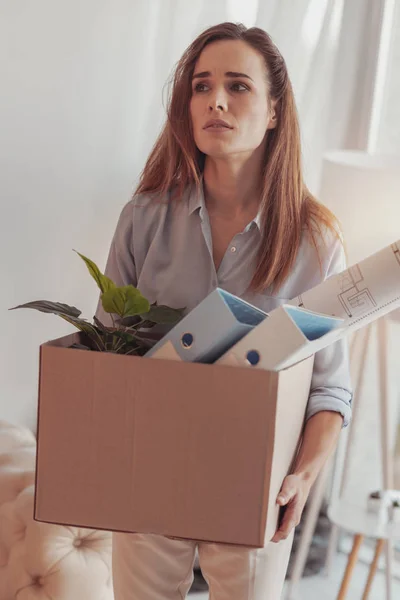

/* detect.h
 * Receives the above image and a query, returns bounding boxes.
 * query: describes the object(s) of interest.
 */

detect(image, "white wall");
[0,0,249,431]
[376,0,400,154]
[0,1,167,430]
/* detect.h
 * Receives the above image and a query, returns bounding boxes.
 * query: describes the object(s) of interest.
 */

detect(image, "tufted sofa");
[0,420,113,600]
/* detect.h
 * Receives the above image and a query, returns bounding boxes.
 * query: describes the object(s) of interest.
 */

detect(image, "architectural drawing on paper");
[291,267,375,318]
[291,241,400,318]
[393,242,400,266]
[337,265,376,318]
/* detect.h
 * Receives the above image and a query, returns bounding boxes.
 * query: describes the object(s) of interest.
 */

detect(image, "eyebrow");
[192,71,254,82]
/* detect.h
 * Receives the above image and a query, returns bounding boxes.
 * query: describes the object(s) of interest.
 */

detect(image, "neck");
[202,150,264,219]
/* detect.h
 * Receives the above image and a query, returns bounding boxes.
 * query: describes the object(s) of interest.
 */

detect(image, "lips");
[203,119,233,129]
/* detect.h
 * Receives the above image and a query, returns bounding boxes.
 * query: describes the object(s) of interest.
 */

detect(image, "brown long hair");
[134,22,341,293]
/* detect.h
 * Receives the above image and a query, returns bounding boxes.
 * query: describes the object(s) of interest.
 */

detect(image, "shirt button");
[230,246,237,253]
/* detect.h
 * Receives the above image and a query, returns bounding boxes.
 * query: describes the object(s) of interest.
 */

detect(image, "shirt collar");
[187,173,262,231]
[252,209,262,230]
[187,174,205,216]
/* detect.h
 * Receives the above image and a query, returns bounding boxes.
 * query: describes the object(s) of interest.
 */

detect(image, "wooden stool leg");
[336,534,364,600]
[361,538,384,600]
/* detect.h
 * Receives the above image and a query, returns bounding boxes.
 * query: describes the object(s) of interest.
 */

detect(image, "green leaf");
[74,251,115,294]
[142,303,185,325]
[101,287,126,317]
[112,329,138,345]
[9,300,82,318]
[101,285,150,318]
[122,286,150,317]
[133,335,158,349]
[59,314,99,336]
[59,315,106,351]
[115,315,142,328]
[134,319,157,329]
[93,315,113,334]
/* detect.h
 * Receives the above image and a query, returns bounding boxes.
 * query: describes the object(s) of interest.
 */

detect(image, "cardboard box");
[34,331,313,548]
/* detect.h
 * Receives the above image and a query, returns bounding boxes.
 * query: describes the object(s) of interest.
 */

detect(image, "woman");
[97,22,352,600]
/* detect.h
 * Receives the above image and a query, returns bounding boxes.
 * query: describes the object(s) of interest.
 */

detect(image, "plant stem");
[92,338,105,352]
[124,345,141,356]
[92,329,107,351]
[126,318,145,332]
[113,337,127,354]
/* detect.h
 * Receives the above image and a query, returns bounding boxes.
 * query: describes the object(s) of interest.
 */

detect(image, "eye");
[193,82,209,93]
[231,82,249,92]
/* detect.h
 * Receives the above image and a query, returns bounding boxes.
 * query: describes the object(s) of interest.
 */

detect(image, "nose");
[208,89,227,112]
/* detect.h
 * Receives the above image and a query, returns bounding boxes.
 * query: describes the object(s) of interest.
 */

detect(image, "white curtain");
[1,0,397,434]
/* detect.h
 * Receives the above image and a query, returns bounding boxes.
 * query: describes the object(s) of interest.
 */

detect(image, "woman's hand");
[271,474,312,543]
[271,411,343,544]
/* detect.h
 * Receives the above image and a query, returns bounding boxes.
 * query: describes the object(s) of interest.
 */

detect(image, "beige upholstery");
[0,420,113,599]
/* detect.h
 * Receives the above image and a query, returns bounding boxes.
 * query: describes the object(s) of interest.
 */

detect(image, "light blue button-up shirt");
[96,180,353,427]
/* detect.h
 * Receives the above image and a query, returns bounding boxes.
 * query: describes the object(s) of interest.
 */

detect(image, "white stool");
[328,500,400,599]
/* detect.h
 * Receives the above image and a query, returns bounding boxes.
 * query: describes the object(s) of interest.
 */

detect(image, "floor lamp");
[286,150,400,600]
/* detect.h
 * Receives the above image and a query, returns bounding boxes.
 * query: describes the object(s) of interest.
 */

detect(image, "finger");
[277,487,296,506]
[272,505,300,543]
[281,503,298,530]
[272,516,298,543]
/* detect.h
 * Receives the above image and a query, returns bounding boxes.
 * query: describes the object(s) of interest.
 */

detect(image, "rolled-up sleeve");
[306,235,353,427]
[95,201,137,326]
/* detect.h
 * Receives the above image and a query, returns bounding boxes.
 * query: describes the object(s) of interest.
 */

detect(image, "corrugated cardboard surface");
[34,332,313,547]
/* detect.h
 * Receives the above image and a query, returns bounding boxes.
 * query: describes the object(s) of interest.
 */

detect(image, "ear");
[267,98,278,130]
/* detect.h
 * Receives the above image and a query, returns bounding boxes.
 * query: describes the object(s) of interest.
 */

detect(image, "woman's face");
[189,39,276,159]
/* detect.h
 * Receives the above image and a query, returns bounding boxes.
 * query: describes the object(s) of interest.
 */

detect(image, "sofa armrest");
[0,420,113,599]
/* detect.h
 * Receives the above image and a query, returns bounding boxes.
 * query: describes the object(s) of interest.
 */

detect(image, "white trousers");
[112,531,294,600]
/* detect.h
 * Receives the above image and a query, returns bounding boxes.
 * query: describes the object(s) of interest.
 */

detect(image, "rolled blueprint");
[218,239,400,371]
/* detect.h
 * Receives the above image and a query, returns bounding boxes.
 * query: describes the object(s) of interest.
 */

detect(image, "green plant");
[10,251,184,356]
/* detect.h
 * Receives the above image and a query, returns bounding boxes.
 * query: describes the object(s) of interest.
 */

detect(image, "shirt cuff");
[306,389,353,428]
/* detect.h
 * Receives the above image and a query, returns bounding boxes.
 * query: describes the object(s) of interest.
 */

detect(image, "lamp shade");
[319,151,400,265]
